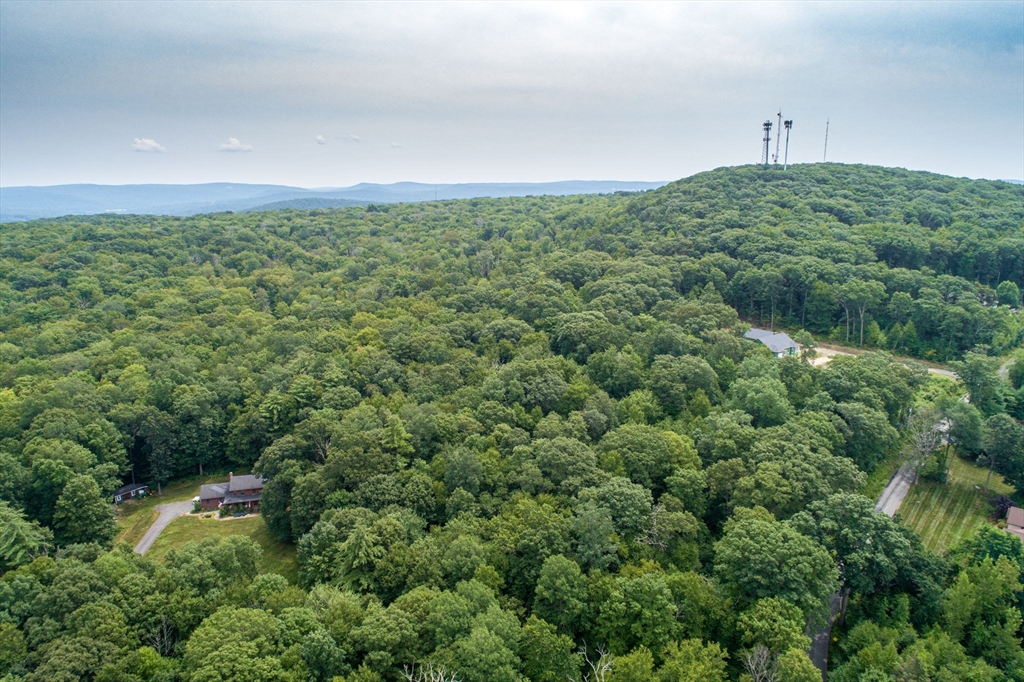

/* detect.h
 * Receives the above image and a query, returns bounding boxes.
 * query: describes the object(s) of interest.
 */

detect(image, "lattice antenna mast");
[823,118,829,162]
[773,110,782,169]
[783,120,793,170]
[761,120,772,166]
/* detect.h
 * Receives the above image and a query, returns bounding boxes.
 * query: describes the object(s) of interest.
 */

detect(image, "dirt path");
[811,343,956,378]
[134,501,194,555]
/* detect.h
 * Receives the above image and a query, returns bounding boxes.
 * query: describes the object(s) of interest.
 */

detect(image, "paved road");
[134,501,193,555]
[874,463,916,518]
[808,593,844,680]
[809,463,916,679]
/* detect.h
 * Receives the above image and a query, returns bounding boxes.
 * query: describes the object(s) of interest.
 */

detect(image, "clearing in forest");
[898,455,1014,552]
[114,473,235,547]
[145,514,299,583]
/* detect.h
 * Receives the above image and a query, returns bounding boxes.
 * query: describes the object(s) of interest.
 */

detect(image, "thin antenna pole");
[823,119,829,162]
[783,120,793,170]
[773,110,782,169]
[761,120,772,166]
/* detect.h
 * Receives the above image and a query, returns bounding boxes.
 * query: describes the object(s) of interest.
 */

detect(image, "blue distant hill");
[0,180,666,222]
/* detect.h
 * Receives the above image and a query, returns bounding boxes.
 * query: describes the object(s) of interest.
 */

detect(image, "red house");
[199,473,264,511]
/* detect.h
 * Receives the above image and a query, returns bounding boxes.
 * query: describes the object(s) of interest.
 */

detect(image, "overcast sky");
[1,1,1021,187]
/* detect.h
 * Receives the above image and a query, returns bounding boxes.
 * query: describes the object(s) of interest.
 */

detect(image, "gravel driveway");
[134,500,194,555]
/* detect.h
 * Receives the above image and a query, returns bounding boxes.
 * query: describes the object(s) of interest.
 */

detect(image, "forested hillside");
[0,164,1022,681]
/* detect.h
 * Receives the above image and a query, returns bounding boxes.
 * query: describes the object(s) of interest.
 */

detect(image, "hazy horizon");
[2,2,1022,187]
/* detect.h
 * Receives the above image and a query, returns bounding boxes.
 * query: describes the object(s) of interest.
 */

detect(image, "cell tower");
[783,120,793,170]
[772,110,782,169]
[761,120,772,166]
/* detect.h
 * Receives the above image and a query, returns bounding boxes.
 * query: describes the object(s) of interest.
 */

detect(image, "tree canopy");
[0,163,1021,680]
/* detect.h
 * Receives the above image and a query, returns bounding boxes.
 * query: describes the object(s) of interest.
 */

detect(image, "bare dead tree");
[636,504,668,551]
[743,645,779,682]
[149,615,175,656]
[401,663,462,682]
[573,643,614,682]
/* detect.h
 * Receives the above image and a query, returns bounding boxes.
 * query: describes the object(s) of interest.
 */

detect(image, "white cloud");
[347,134,362,143]
[390,141,401,148]
[314,134,326,145]
[130,137,166,153]
[218,137,253,152]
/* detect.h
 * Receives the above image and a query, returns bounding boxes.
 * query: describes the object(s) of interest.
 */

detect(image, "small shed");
[743,328,799,358]
[113,482,149,504]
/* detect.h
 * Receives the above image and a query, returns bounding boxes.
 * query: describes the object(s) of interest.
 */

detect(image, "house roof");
[229,474,264,492]
[1008,506,1024,529]
[200,483,229,500]
[223,493,262,505]
[743,329,799,354]
[113,482,147,497]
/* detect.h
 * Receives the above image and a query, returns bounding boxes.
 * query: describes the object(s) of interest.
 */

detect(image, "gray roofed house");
[199,472,264,511]
[228,474,263,492]
[199,482,228,501]
[743,329,799,358]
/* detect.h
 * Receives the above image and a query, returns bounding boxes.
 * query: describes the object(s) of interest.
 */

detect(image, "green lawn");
[898,454,1014,553]
[114,473,237,546]
[146,514,298,583]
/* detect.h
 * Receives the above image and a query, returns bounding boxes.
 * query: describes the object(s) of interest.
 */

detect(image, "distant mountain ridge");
[0,180,666,222]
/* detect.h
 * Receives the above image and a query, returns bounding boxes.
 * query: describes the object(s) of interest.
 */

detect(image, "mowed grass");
[114,470,249,546]
[898,454,1014,553]
[146,514,298,583]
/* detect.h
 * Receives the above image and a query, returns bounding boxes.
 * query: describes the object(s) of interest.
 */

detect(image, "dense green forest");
[0,164,1022,681]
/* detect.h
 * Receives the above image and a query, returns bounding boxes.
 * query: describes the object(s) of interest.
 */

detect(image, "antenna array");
[761,121,773,166]
[759,113,794,170]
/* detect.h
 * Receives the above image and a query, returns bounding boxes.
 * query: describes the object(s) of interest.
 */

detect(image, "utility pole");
[773,110,782,169]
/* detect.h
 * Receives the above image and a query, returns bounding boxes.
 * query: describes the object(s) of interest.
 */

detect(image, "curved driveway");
[134,501,194,555]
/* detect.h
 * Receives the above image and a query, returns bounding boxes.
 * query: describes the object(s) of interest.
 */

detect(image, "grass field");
[146,514,298,583]
[898,454,1014,553]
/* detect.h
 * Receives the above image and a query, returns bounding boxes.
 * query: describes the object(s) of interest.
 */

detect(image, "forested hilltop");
[1,163,1022,681]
